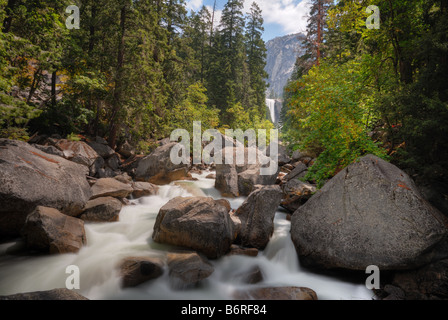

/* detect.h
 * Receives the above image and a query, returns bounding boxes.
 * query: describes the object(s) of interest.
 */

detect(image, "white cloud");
[186,0,311,36]
[244,0,311,35]
[186,0,204,12]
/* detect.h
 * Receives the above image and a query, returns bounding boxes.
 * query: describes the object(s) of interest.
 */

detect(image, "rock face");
[167,252,214,288]
[0,139,92,238]
[80,197,122,222]
[119,256,164,288]
[215,147,278,197]
[233,287,317,300]
[291,154,448,271]
[135,142,190,185]
[235,185,283,249]
[152,197,235,259]
[265,33,306,98]
[0,288,89,300]
[21,206,86,254]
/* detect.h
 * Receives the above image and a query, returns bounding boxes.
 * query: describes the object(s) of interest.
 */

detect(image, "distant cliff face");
[265,33,306,98]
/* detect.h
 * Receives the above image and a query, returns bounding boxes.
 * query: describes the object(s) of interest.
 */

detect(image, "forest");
[0,0,272,152]
[1,0,447,201]
[282,0,448,196]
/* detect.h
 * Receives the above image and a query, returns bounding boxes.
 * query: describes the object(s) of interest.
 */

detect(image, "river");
[0,171,374,300]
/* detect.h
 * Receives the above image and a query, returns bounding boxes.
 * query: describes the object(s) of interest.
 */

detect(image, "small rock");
[80,197,122,222]
[167,252,214,289]
[90,178,134,199]
[119,256,164,288]
[132,181,159,198]
[233,287,318,300]
[87,141,115,159]
[205,173,216,179]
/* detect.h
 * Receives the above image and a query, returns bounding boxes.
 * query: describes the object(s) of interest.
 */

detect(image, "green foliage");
[285,60,387,186]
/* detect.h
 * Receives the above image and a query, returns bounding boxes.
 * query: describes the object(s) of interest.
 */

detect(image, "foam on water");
[0,171,374,300]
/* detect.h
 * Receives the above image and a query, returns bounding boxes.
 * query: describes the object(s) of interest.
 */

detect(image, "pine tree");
[245,2,268,118]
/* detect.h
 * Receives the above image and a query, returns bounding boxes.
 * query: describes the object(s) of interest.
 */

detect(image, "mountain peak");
[265,33,306,98]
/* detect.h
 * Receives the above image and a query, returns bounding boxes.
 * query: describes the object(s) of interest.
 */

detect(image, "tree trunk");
[51,70,57,107]
[2,0,18,33]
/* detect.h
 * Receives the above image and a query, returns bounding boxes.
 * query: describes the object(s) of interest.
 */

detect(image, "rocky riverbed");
[0,137,447,300]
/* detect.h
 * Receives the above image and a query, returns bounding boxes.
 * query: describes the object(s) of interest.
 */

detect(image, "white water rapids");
[0,172,374,300]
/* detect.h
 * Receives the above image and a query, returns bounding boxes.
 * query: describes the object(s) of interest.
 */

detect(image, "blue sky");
[186,0,311,41]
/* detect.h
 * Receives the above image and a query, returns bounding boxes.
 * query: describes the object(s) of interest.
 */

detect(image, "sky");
[185,0,311,42]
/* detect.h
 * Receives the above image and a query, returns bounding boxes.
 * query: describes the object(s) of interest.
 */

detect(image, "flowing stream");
[0,172,374,300]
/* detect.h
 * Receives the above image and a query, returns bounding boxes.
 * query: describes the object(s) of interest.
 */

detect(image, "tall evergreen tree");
[245,2,268,118]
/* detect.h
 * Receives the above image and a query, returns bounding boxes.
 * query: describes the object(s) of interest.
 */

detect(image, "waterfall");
[266,99,277,124]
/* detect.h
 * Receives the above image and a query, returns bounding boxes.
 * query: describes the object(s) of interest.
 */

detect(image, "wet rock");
[80,197,122,222]
[132,182,159,198]
[21,206,86,254]
[153,197,234,259]
[119,256,164,288]
[167,252,214,289]
[235,185,283,249]
[90,178,133,200]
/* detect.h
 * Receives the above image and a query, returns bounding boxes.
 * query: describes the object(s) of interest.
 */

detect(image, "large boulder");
[291,154,448,271]
[152,197,235,259]
[0,139,92,238]
[21,206,86,254]
[135,142,190,185]
[215,147,278,197]
[119,256,164,288]
[235,185,283,249]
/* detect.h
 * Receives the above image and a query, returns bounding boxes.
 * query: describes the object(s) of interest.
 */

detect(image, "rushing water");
[0,172,374,300]
[266,99,277,124]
